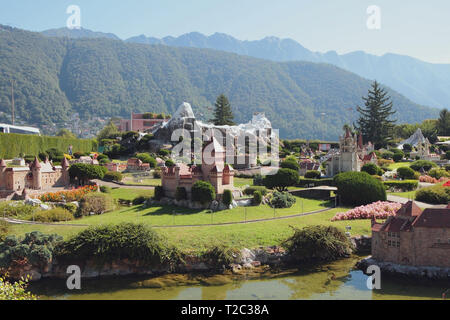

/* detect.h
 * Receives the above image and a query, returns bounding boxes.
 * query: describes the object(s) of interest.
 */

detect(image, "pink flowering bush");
[419,175,450,184]
[331,201,402,221]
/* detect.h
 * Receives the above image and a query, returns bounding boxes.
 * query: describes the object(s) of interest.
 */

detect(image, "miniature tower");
[0,159,6,189]
[61,157,70,185]
[30,156,42,190]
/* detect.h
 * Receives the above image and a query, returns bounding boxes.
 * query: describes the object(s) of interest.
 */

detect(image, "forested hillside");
[0,25,438,139]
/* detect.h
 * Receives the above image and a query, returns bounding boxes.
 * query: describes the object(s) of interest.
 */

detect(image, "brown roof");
[61,157,70,168]
[381,217,414,232]
[412,208,450,228]
[30,156,41,169]
[396,201,422,217]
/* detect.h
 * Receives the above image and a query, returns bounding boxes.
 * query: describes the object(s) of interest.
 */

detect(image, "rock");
[40,204,50,210]
[243,263,254,270]
[25,198,42,206]
[240,248,256,264]
[230,263,242,274]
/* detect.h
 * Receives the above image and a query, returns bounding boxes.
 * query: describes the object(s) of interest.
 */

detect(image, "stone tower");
[30,156,42,190]
[61,157,70,185]
[0,159,6,189]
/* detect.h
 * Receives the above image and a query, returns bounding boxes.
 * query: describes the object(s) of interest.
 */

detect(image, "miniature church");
[161,137,235,199]
[326,128,376,177]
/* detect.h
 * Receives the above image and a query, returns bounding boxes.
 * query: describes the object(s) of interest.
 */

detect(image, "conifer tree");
[211,94,235,126]
[355,81,396,148]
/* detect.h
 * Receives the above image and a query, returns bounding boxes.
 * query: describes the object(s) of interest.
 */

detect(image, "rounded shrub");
[393,153,404,162]
[252,190,263,206]
[263,168,299,192]
[416,185,450,204]
[410,160,438,172]
[103,171,123,182]
[397,167,416,180]
[78,193,115,216]
[269,191,296,208]
[192,181,216,204]
[361,163,382,176]
[222,189,233,207]
[158,149,170,157]
[283,225,353,263]
[280,159,299,171]
[136,153,157,168]
[243,186,268,196]
[334,171,386,206]
[428,168,450,180]
[304,170,321,179]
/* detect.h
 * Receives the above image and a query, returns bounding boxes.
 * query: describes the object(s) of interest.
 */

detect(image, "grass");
[7,207,371,251]
[388,190,416,200]
[109,188,154,200]
[122,173,161,186]
[388,162,411,170]
[234,177,254,188]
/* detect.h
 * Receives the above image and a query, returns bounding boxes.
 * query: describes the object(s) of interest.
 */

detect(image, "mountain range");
[0,25,439,140]
[43,28,450,110]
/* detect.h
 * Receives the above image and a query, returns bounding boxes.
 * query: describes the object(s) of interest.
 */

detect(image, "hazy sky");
[1,0,449,63]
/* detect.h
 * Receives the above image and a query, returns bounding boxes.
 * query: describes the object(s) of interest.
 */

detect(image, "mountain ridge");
[0,25,439,140]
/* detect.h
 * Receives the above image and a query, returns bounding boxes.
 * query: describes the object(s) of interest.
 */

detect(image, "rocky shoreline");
[356,257,450,281]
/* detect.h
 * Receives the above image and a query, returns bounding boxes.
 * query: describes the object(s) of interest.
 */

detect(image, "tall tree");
[211,94,235,126]
[436,108,450,136]
[355,81,397,148]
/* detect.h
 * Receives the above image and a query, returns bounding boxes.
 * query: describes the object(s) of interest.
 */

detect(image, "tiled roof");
[396,201,422,217]
[412,208,450,228]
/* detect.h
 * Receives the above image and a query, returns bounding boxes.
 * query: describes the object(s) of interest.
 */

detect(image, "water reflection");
[29,257,448,300]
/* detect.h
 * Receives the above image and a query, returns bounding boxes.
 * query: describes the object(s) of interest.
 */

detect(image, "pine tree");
[211,94,235,126]
[355,81,396,148]
[436,108,450,136]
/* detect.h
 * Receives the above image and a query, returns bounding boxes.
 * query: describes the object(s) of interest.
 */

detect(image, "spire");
[61,157,70,168]
[31,156,41,169]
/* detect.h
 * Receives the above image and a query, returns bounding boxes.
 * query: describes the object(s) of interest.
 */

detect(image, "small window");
[388,240,391,246]
[396,242,400,248]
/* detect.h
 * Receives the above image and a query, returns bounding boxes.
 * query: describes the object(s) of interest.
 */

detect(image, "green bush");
[103,171,123,182]
[62,203,78,214]
[222,189,233,207]
[243,186,268,196]
[263,168,299,191]
[165,159,175,167]
[0,202,37,219]
[334,172,386,206]
[428,168,450,179]
[192,181,216,204]
[158,149,170,157]
[56,223,180,268]
[252,174,264,186]
[361,163,382,176]
[381,151,394,160]
[154,186,164,200]
[0,232,62,269]
[393,153,404,162]
[252,191,263,206]
[201,244,240,267]
[33,208,73,223]
[136,153,157,168]
[69,163,107,185]
[410,160,438,172]
[397,167,417,180]
[0,133,96,159]
[77,193,115,216]
[403,144,412,152]
[304,170,321,179]
[384,180,419,192]
[280,159,299,171]
[297,178,334,188]
[416,185,450,204]
[283,226,353,263]
[175,187,187,201]
[269,191,296,208]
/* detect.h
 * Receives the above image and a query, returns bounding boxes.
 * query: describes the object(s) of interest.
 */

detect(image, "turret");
[61,157,70,185]
[30,156,42,190]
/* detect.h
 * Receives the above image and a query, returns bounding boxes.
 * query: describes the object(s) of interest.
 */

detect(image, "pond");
[29,257,449,300]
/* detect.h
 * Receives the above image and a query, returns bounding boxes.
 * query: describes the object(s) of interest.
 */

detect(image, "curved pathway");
[1,207,334,229]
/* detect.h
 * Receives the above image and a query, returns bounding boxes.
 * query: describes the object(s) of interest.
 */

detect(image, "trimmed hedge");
[252,191,263,206]
[304,170,321,179]
[33,208,73,223]
[397,167,416,180]
[415,185,450,204]
[192,181,216,204]
[410,160,438,172]
[384,180,418,192]
[243,186,268,196]
[222,189,233,207]
[297,178,334,188]
[0,133,97,159]
[104,171,123,182]
[334,172,386,206]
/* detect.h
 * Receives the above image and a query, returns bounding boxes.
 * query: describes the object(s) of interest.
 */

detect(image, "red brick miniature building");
[371,201,450,268]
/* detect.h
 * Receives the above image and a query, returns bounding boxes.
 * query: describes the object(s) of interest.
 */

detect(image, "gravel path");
[387,195,445,209]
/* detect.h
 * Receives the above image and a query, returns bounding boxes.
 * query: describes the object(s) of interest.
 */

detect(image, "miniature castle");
[161,137,235,199]
[0,157,70,199]
[326,128,376,177]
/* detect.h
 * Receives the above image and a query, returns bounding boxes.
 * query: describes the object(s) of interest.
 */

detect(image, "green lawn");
[234,177,254,188]
[109,188,154,200]
[122,173,161,186]
[388,162,411,170]
[388,190,416,200]
[7,207,371,251]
